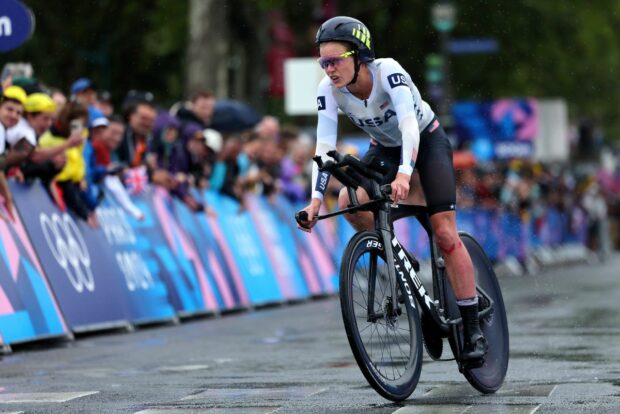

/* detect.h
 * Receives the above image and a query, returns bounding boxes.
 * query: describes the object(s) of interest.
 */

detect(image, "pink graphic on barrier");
[246,197,295,299]
[0,219,20,281]
[205,216,250,306]
[307,231,337,293]
[0,285,15,315]
[298,250,321,295]
[152,190,220,311]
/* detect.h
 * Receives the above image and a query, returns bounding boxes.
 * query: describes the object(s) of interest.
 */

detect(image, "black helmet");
[315,16,375,63]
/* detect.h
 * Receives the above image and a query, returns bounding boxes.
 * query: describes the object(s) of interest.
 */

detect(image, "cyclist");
[298,16,487,364]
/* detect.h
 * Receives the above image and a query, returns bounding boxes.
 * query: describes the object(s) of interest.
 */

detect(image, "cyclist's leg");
[340,142,400,231]
[416,119,487,362]
[338,186,373,231]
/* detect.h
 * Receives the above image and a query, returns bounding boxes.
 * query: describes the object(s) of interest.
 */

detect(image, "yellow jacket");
[38,131,85,182]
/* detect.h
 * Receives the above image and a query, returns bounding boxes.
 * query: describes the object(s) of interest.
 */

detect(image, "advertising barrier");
[0,179,587,348]
[9,182,131,332]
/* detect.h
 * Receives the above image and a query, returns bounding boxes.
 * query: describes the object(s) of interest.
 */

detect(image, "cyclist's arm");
[311,78,339,202]
[380,60,420,177]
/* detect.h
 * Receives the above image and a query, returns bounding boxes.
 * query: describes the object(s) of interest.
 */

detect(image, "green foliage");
[4,0,188,107]
[4,1,620,138]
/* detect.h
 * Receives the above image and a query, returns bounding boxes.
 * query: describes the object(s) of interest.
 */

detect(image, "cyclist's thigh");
[416,120,457,216]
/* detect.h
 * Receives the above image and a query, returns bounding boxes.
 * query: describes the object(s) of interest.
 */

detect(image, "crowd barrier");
[0,181,585,349]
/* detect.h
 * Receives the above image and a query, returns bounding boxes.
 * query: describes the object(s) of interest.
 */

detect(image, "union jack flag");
[124,166,149,195]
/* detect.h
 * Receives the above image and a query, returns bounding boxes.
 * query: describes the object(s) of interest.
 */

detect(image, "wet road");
[1,254,620,413]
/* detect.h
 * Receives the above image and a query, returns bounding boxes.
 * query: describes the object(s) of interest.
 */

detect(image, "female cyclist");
[298,16,488,364]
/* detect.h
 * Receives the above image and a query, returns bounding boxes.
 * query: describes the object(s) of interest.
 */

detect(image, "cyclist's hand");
[390,172,410,205]
[298,198,321,233]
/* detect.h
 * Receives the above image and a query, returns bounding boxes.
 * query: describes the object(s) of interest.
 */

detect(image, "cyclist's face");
[319,42,355,88]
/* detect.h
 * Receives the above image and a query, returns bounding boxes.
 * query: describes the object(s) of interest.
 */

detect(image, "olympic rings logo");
[39,212,95,293]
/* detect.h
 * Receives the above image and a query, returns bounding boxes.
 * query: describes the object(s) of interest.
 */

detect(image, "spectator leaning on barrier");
[150,111,182,170]
[17,93,83,188]
[116,101,157,168]
[0,86,32,172]
[38,102,99,227]
[91,115,144,221]
[0,86,31,217]
[164,122,215,214]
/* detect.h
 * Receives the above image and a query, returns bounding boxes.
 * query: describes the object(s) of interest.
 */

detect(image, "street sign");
[0,0,35,53]
[448,38,499,55]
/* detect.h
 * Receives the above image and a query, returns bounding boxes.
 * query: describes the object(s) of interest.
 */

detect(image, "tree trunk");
[186,0,229,98]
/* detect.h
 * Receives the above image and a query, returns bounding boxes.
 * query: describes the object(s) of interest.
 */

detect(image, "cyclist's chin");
[330,76,347,88]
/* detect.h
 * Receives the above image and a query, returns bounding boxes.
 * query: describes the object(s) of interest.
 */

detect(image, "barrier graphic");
[0,199,69,345]
[0,179,587,348]
[10,182,131,331]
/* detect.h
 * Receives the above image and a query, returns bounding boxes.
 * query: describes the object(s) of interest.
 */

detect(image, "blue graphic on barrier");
[97,192,176,324]
[203,191,282,305]
[171,196,242,310]
[246,196,310,300]
[0,211,69,344]
[9,183,131,331]
[129,189,211,315]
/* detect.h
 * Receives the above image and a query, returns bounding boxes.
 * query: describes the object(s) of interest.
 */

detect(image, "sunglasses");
[317,50,356,69]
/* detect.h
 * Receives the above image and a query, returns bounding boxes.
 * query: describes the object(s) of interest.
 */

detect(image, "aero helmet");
[315,16,375,63]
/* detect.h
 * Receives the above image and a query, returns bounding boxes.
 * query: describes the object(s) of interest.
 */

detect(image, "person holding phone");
[38,102,99,227]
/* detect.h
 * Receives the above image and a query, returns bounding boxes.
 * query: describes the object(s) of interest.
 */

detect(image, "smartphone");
[70,119,84,134]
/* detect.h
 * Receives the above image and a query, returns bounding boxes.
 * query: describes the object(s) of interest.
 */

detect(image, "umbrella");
[210,99,261,133]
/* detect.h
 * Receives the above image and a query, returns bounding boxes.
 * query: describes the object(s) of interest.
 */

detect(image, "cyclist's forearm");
[311,141,335,200]
[398,115,419,176]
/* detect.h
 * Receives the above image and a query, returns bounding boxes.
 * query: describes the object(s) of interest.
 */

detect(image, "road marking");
[157,364,210,372]
[0,391,99,403]
[181,386,326,401]
[393,405,541,414]
[135,409,280,414]
[423,383,556,398]
[393,405,468,413]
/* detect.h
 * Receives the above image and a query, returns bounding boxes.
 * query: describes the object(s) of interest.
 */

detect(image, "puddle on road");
[180,386,326,401]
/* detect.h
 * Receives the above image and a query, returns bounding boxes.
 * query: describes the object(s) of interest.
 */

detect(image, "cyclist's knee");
[435,227,462,256]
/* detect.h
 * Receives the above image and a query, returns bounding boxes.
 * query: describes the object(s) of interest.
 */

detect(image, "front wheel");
[445,232,510,393]
[339,231,423,402]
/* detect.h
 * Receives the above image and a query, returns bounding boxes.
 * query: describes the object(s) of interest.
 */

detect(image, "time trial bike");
[296,150,509,401]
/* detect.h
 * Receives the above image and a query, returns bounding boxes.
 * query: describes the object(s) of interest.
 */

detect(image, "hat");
[2,85,27,105]
[25,93,56,113]
[203,128,222,152]
[92,116,109,128]
[70,78,95,95]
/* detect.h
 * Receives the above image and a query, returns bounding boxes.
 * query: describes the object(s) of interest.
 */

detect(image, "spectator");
[0,86,30,218]
[115,101,157,168]
[12,93,83,188]
[150,111,181,170]
[38,102,98,227]
[96,90,114,117]
[92,115,144,220]
[280,135,313,203]
[70,78,105,128]
[176,91,215,129]
[164,122,214,213]
[49,88,67,117]
[82,116,110,209]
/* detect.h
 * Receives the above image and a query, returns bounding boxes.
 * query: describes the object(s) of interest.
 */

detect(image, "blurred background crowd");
[1,0,620,261]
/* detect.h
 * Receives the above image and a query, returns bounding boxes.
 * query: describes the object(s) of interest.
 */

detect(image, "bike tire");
[445,232,510,393]
[339,231,423,402]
